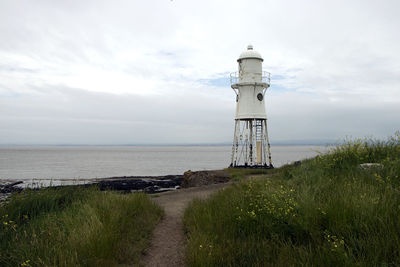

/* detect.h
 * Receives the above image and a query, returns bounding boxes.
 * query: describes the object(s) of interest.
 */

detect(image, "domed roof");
[237,45,263,62]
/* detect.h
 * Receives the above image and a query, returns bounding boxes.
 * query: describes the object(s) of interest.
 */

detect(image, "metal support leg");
[264,119,273,167]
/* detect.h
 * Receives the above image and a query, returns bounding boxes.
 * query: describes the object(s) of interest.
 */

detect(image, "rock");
[358,163,384,170]
[181,170,231,188]
[294,161,302,166]
[0,181,24,202]
[0,181,23,194]
[96,176,183,193]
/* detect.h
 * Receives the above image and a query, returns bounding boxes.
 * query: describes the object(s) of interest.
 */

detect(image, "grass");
[0,186,163,266]
[225,168,275,181]
[184,132,400,266]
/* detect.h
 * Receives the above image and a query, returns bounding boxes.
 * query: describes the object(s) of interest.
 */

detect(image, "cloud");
[0,85,234,144]
[0,0,399,144]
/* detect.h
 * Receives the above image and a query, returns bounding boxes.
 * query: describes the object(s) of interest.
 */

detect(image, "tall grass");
[0,186,163,266]
[184,133,400,266]
[225,168,275,181]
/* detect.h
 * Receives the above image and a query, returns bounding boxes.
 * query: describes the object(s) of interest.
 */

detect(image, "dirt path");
[141,182,231,267]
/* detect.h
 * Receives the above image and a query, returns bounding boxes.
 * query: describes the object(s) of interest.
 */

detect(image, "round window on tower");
[257,93,263,101]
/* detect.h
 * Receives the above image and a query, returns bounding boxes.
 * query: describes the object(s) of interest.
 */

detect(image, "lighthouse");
[230,45,273,168]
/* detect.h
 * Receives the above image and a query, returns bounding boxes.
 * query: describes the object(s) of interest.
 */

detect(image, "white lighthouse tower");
[230,45,273,168]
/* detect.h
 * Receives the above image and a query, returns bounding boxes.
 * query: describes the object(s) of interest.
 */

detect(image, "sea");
[0,145,330,186]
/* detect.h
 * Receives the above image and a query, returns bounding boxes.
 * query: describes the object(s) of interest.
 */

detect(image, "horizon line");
[0,141,338,146]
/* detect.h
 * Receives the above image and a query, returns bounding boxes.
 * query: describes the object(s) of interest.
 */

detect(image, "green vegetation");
[0,186,162,266]
[184,133,400,266]
[225,168,275,181]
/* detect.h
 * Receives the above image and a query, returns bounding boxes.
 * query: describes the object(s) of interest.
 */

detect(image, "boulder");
[358,163,384,170]
[181,170,231,188]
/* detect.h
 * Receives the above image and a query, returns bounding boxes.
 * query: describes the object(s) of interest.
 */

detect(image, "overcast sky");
[0,0,399,145]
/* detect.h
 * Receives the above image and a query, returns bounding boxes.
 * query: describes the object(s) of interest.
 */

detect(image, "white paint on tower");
[230,45,273,168]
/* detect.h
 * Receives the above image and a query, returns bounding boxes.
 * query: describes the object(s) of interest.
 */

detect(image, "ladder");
[255,120,262,141]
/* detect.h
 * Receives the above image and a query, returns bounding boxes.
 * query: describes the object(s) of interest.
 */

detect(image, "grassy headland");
[184,134,400,266]
[0,186,162,266]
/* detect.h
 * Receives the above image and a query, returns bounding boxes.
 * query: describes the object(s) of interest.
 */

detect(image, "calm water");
[0,145,330,182]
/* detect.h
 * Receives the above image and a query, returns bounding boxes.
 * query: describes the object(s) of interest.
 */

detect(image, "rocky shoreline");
[0,181,24,200]
[96,175,183,193]
[0,170,232,200]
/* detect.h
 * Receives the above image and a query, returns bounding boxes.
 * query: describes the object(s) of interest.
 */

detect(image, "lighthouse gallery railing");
[230,71,271,86]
